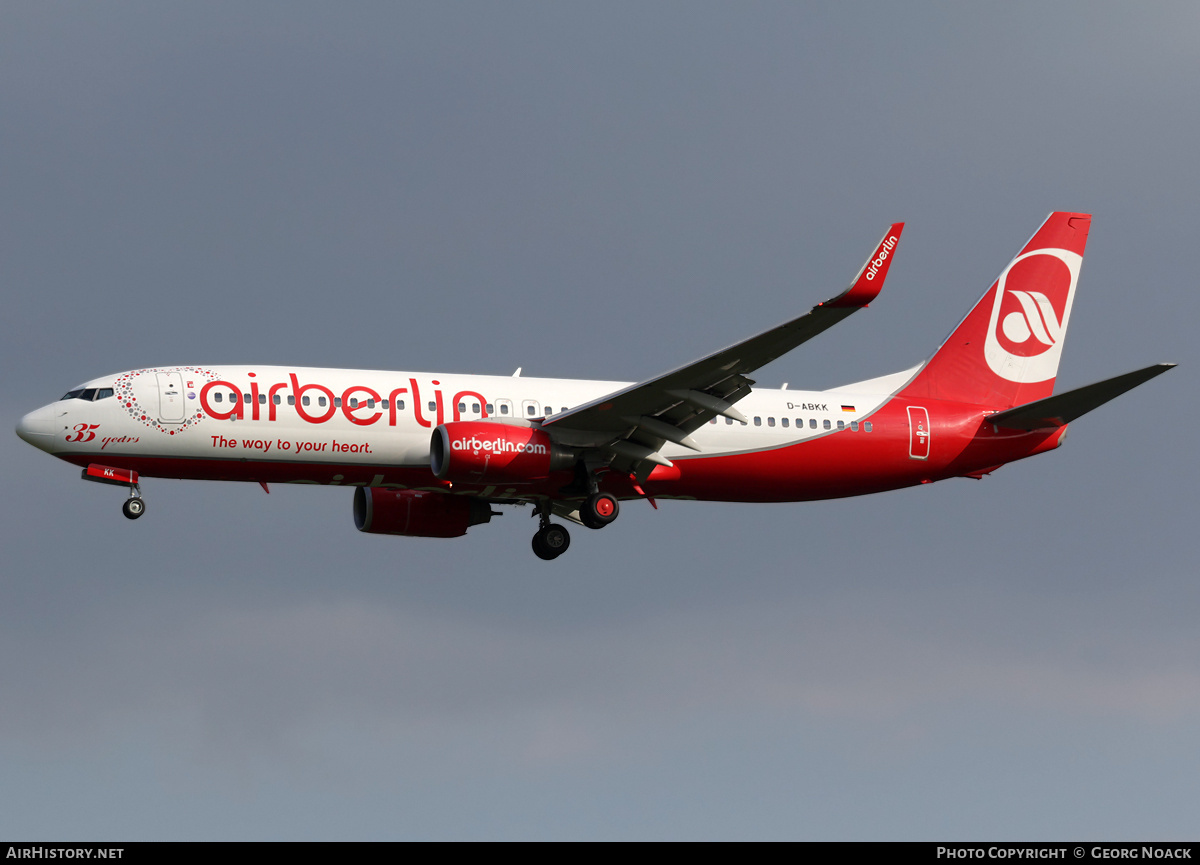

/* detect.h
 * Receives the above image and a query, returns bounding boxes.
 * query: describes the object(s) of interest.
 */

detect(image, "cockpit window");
[60,386,115,401]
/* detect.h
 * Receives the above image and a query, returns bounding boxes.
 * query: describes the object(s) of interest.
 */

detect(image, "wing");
[543,223,905,478]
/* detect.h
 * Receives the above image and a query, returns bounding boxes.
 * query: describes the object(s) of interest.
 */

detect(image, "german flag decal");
[841,405,856,413]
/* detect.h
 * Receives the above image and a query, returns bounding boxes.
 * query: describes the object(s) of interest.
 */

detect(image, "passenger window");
[486,403,494,414]
[500,404,510,415]
[726,417,733,425]
[561,407,568,414]
[545,407,554,416]
[318,396,326,407]
[427,401,436,412]
[767,417,776,427]
[472,403,481,413]
[865,422,873,432]
[288,395,295,405]
[302,396,311,406]
[258,394,266,405]
[334,398,342,408]
[457,402,465,413]
[823,419,831,430]
[243,393,251,404]
[367,399,375,409]
[754,417,761,426]
[781,418,789,428]
[95,388,114,400]
[809,419,817,429]
[850,421,859,431]
[527,405,536,416]
[349,398,358,409]
[214,393,223,403]
[273,394,281,405]
[837,420,844,430]
[380,399,389,409]
[397,400,405,410]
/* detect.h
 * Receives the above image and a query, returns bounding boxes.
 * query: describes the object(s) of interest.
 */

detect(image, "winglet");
[827,222,905,308]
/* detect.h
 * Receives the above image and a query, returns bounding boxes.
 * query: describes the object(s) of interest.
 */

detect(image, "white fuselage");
[22,365,897,475]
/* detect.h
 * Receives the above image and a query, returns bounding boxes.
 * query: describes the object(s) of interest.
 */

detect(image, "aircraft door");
[156,372,186,423]
[907,406,930,460]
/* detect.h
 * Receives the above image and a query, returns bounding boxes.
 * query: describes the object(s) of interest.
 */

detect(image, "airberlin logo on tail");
[1000,290,1062,349]
[984,247,1081,384]
[864,235,899,281]
[451,436,548,456]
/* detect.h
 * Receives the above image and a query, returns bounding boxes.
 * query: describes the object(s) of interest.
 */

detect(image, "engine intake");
[353,487,494,538]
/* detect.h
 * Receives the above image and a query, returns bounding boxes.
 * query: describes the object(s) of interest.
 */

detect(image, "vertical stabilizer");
[900,212,1091,408]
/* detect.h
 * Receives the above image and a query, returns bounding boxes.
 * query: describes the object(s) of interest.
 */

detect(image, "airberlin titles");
[199,373,487,429]
[432,422,560,484]
[450,435,548,456]
[863,233,899,281]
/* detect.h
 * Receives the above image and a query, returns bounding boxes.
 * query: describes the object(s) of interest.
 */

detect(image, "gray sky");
[2,2,1197,840]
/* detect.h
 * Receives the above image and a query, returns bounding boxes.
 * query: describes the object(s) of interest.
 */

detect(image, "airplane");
[15,212,1174,560]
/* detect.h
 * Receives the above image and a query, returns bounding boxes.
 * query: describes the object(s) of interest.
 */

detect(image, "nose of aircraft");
[16,404,57,451]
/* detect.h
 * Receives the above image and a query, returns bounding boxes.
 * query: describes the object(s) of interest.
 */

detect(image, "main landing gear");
[580,491,619,529]
[530,490,623,560]
[532,522,570,560]
[531,500,571,560]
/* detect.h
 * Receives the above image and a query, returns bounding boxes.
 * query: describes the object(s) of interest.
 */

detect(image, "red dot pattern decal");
[114,366,219,435]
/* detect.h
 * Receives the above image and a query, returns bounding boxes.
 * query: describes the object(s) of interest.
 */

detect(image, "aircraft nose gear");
[81,464,145,520]
[122,494,145,520]
[532,523,571,560]
[580,492,619,529]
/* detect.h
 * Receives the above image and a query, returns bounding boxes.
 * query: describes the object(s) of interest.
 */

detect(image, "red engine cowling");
[353,487,494,538]
[430,421,571,484]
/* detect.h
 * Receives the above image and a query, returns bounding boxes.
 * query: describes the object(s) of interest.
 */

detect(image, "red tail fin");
[900,212,1091,409]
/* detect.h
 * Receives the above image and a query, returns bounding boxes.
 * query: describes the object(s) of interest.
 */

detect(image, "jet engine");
[353,487,494,538]
[430,421,573,484]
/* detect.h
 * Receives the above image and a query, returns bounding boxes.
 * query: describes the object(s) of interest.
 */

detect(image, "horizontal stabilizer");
[985,363,1175,430]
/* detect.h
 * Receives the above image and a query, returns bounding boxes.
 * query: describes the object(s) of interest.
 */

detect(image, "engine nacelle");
[430,421,572,484]
[353,487,494,538]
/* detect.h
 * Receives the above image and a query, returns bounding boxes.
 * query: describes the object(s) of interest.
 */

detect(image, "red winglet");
[828,222,905,308]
